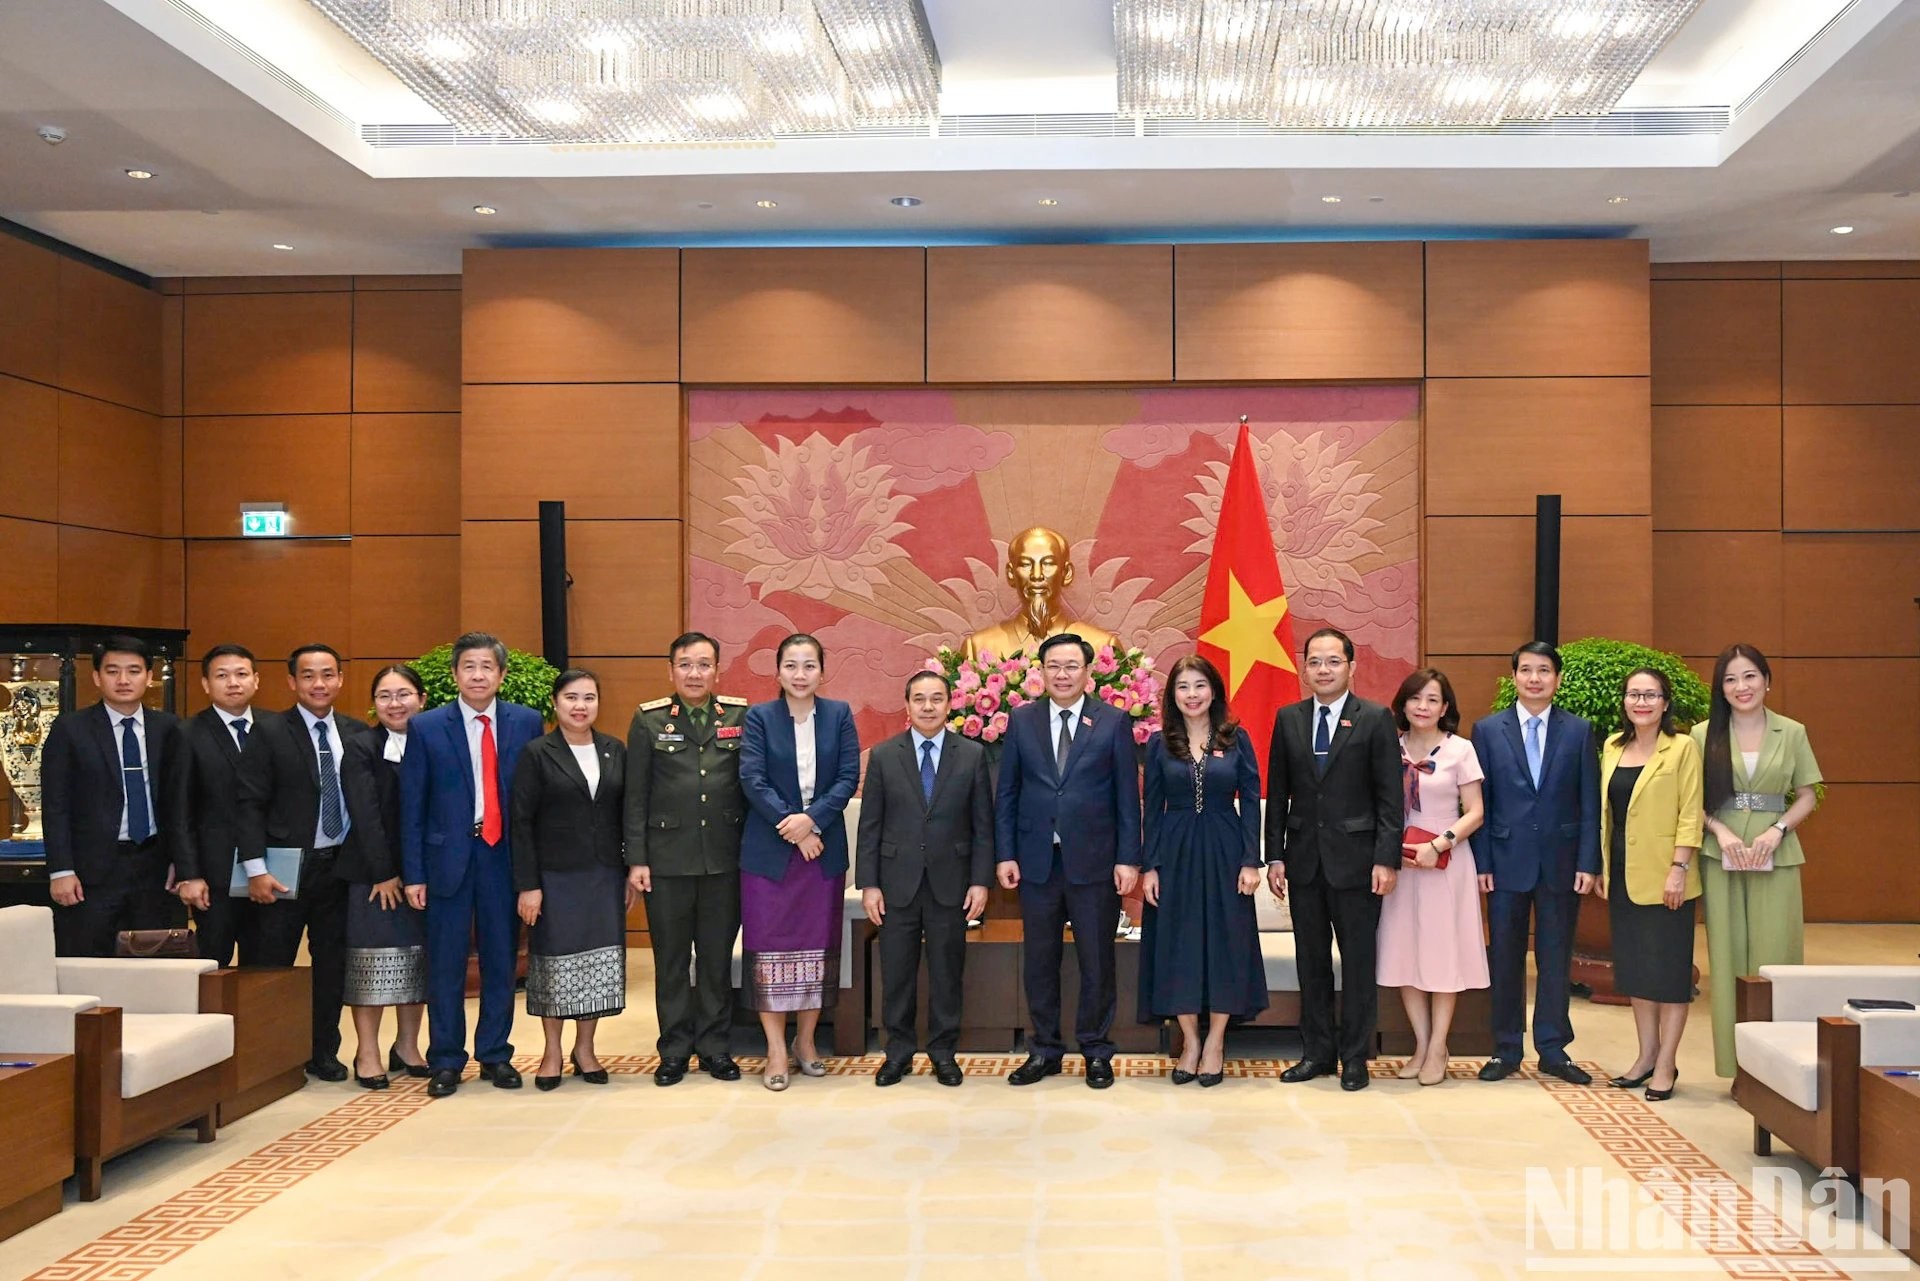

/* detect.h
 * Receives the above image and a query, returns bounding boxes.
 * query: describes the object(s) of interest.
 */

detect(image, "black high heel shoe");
[1170,1067,1197,1085]
[1644,1071,1678,1103]
[355,1068,390,1091]
[1609,1067,1655,1089]
[571,1052,610,1085]
[389,1047,432,1079]
[535,1071,563,1092]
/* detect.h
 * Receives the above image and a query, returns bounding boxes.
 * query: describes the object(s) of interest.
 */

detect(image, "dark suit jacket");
[993,697,1143,886]
[234,707,371,864]
[41,702,191,883]
[855,730,994,908]
[738,697,860,881]
[337,727,404,885]
[177,706,249,886]
[1262,694,1404,889]
[399,699,544,894]
[509,730,627,893]
[1471,707,1602,892]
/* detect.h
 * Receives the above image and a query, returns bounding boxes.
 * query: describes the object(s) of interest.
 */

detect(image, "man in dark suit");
[858,670,994,1087]
[1264,627,1404,1092]
[173,644,262,968]
[995,633,1142,1090]
[43,636,191,957]
[401,632,544,1098]
[1472,641,1601,1085]
[623,631,747,1086]
[235,643,370,1081]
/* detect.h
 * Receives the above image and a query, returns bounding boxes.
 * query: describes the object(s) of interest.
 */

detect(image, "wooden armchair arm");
[73,1006,123,1162]
[1736,974,1773,1023]
[1815,1015,1863,1175]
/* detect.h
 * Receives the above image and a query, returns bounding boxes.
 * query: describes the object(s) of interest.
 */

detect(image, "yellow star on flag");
[1198,570,1297,697]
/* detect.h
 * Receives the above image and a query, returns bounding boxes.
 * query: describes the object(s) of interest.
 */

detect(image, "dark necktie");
[231,718,248,749]
[1313,705,1332,776]
[921,739,936,804]
[1056,708,1073,774]
[120,716,152,843]
[315,720,345,841]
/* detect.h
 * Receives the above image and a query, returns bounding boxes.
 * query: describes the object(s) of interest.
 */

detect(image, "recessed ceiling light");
[1830,225,1856,235]
[755,199,778,208]
[1607,195,1630,205]
[1320,195,1342,204]
[1037,198,1059,207]
[472,204,497,215]
[890,195,922,207]
[124,168,154,180]
[271,243,295,251]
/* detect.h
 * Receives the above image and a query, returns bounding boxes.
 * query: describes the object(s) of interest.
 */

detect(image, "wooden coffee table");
[0,1053,74,1241]
[1859,1066,1920,1262]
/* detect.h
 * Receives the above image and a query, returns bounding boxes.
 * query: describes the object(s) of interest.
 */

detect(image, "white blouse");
[793,707,817,808]
[570,741,601,799]
[384,730,407,763]
[1741,749,1760,779]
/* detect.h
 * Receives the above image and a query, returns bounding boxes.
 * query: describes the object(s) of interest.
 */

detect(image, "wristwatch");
[1441,828,1457,847]
[1771,820,1789,835]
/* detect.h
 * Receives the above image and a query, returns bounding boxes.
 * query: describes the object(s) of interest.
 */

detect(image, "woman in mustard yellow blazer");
[1598,667,1704,1102]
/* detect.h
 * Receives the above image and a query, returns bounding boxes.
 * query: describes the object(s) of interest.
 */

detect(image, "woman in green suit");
[1600,668,1704,1102]
[1692,644,1822,1079]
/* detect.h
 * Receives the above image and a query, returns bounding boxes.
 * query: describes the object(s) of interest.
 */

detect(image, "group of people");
[38,624,1818,1101]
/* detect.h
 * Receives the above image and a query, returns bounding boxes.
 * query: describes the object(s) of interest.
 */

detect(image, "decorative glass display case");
[0,625,188,902]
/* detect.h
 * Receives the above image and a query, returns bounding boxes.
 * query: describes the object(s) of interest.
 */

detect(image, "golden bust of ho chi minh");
[960,526,1118,661]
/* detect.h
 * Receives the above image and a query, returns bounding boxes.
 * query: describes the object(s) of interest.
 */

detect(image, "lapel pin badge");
[1340,720,1353,728]
[663,722,675,734]
[1081,715,1093,727]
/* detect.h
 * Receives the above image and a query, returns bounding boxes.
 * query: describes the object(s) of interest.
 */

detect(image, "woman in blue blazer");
[738,633,861,1091]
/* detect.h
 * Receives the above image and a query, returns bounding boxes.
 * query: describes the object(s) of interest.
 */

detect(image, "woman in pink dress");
[1376,667,1489,1085]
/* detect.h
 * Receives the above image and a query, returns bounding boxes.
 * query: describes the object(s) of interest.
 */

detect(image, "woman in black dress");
[510,668,631,1091]
[339,664,430,1089]
[1138,654,1267,1086]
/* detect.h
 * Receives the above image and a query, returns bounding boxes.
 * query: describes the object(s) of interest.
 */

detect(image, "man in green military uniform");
[624,631,748,1085]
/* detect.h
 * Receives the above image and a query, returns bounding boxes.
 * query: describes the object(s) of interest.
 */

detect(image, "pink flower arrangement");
[935,644,1163,748]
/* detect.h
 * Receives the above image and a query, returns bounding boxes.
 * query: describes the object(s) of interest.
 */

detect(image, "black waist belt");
[117,839,158,853]
[311,844,343,857]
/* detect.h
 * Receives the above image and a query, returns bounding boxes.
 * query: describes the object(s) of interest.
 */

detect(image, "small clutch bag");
[1402,825,1450,870]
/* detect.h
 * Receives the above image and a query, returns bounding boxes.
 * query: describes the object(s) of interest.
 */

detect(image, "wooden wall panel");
[56,394,162,536]
[462,383,680,520]
[1424,516,1652,654]
[354,275,461,291]
[56,528,168,628]
[186,539,353,667]
[578,657,672,729]
[160,295,183,417]
[1426,240,1650,377]
[182,415,351,537]
[0,374,59,522]
[57,259,161,414]
[1651,407,1781,532]
[1650,262,1781,280]
[1782,534,1920,657]
[926,245,1173,383]
[1783,406,1920,531]
[1800,784,1920,922]
[350,413,460,534]
[1425,378,1650,515]
[459,521,541,653]
[1785,262,1920,279]
[463,248,678,384]
[567,520,683,657]
[1423,654,1515,728]
[681,248,926,384]
[0,234,59,386]
[1650,279,1781,405]
[0,517,58,621]
[1773,658,1919,784]
[1173,242,1424,381]
[183,292,353,415]
[183,276,352,294]
[1650,531,1783,657]
[1783,280,1920,404]
[352,289,461,413]
[349,536,458,660]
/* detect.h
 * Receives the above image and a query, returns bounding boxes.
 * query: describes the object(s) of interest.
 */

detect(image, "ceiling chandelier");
[1115,0,1703,129]
[307,0,940,143]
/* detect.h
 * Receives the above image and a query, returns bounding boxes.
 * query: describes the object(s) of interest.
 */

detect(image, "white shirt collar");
[910,727,944,751]
[296,704,334,734]
[107,703,145,728]
[224,706,254,728]
[1049,695,1087,727]
[1312,690,1349,725]
[1518,704,1552,730]
[459,698,499,726]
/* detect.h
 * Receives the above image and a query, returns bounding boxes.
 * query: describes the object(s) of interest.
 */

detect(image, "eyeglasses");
[1043,662,1084,676]
[1304,657,1347,671]
[672,661,715,674]
[373,691,419,704]
[1623,690,1666,704]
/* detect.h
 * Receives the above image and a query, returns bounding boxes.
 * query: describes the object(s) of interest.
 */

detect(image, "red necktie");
[478,713,502,844]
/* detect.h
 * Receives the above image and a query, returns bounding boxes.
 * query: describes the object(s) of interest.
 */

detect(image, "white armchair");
[0,906,235,1200]
[1733,964,1920,1177]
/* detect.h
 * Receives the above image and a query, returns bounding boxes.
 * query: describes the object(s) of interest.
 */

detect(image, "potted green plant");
[403,643,562,721]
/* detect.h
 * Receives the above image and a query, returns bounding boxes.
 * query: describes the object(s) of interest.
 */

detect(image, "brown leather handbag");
[114,927,199,959]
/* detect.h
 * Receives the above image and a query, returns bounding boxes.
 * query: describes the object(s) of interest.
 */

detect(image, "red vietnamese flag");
[1195,422,1301,788]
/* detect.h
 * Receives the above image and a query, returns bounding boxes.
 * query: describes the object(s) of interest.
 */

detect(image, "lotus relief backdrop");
[687,386,1422,763]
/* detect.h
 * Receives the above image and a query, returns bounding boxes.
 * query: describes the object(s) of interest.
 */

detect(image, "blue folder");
[228,847,303,899]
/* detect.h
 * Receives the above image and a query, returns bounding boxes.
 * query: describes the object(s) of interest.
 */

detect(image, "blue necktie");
[1313,705,1331,775]
[231,718,248,749]
[921,740,936,805]
[120,716,152,843]
[1526,715,1544,789]
[315,720,345,841]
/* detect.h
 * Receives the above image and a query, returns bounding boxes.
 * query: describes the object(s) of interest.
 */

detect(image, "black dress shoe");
[1645,1071,1678,1103]
[388,1048,431,1079]
[1477,1058,1521,1082]
[875,1058,911,1087]
[427,1069,461,1098]
[1280,1059,1334,1084]
[699,1053,742,1082]
[1085,1058,1115,1089]
[535,1073,562,1092]
[478,1062,522,1089]
[1007,1055,1062,1086]
[1538,1059,1594,1086]
[570,1052,609,1085]
[1340,1061,1370,1092]
[932,1059,964,1088]
[654,1057,689,1087]
[355,1071,390,1090]
[306,1056,348,1083]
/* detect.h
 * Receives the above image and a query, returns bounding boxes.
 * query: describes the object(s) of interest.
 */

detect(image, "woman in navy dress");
[1138,654,1267,1086]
